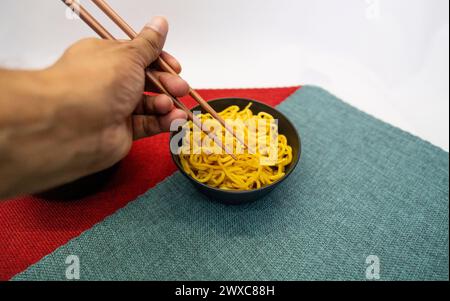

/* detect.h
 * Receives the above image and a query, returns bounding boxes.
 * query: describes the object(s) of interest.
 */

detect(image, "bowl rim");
[170,97,302,195]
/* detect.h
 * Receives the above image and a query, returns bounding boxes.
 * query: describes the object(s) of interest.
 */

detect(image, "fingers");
[133,94,188,139]
[159,51,182,74]
[158,72,190,96]
[130,16,169,68]
[146,71,190,96]
[148,94,174,115]
[134,94,174,115]
[133,109,187,140]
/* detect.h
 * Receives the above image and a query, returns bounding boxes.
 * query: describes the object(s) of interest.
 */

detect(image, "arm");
[0,69,78,198]
[0,17,188,199]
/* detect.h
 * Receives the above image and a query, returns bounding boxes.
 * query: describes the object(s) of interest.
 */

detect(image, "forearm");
[0,69,98,199]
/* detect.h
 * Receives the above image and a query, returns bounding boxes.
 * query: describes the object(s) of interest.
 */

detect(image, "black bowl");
[170,98,301,205]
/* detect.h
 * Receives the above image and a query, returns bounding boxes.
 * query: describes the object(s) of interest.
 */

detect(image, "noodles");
[179,103,293,190]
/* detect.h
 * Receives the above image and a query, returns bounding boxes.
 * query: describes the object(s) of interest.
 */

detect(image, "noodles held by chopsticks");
[179,103,293,190]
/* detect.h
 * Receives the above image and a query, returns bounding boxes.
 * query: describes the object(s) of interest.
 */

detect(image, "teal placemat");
[14,86,449,281]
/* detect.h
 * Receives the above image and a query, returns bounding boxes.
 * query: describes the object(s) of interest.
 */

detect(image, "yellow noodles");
[180,103,293,190]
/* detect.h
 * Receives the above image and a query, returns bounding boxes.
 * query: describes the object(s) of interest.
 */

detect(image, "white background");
[1,0,449,150]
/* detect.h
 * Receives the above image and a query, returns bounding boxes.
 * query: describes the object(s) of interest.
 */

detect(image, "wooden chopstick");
[145,70,237,159]
[66,0,114,40]
[61,0,237,159]
[90,0,249,150]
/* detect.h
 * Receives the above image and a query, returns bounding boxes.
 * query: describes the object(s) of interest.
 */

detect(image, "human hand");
[0,17,189,198]
[46,17,189,172]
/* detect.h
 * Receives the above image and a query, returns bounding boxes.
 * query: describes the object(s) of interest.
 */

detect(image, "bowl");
[170,98,301,205]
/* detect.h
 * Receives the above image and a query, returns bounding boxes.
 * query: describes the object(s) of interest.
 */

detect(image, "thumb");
[130,16,168,67]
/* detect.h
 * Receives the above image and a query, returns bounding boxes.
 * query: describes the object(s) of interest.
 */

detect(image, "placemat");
[8,86,450,281]
[0,87,300,280]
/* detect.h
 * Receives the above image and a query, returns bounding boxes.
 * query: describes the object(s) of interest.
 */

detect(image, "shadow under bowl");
[170,98,301,205]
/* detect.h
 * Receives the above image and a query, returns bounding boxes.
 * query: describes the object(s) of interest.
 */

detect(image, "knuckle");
[146,37,162,53]
[142,117,160,137]
[78,37,103,47]
[64,38,105,56]
[142,118,152,137]
[77,37,96,44]
[122,43,146,64]
[139,33,162,54]
[123,42,140,54]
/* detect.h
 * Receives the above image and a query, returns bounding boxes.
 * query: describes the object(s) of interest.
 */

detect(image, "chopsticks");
[61,0,239,159]
[90,0,248,151]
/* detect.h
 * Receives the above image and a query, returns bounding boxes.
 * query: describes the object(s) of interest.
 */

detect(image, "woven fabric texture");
[14,86,449,281]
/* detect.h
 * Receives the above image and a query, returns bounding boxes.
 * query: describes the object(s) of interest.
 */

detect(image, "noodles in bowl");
[181,103,292,190]
[170,98,301,204]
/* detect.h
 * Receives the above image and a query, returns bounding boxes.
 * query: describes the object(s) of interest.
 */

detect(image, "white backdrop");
[1,0,449,150]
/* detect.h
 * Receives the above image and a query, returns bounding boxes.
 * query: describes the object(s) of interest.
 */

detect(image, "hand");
[0,17,189,198]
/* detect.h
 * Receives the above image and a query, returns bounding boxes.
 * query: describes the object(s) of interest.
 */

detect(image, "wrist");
[0,68,95,198]
[0,70,51,197]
